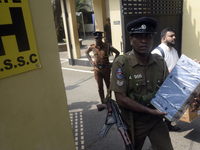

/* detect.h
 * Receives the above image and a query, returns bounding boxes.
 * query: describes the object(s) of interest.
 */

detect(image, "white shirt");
[151,43,179,70]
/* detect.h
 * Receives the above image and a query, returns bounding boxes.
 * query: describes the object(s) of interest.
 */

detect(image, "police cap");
[93,31,104,38]
[126,17,157,34]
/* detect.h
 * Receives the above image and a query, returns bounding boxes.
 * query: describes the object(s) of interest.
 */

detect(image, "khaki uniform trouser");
[127,116,173,150]
[94,67,111,102]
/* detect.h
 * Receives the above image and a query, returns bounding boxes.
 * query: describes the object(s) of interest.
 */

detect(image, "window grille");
[121,0,183,15]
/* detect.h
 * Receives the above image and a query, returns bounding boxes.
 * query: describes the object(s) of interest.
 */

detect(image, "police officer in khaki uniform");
[85,31,119,103]
[110,17,200,150]
[110,17,172,150]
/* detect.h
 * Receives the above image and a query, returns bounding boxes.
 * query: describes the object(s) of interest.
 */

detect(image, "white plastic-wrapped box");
[151,54,200,124]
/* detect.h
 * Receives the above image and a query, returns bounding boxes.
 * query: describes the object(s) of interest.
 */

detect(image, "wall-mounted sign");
[0,0,41,79]
[113,21,120,25]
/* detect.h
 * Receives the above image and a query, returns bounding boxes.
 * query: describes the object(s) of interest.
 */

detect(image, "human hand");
[151,109,167,118]
[194,59,200,64]
[190,94,200,112]
[91,61,95,67]
[168,68,173,73]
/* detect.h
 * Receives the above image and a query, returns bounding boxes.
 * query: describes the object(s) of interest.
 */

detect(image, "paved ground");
[59,36,200,150]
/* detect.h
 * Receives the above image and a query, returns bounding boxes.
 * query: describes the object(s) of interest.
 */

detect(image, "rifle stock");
[99,113,115,138]
[97,99,134,150]
[99,123,114,138]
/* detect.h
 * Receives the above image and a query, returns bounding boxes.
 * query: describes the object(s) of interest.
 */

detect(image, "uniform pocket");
[129,78,145,93]
[157,77,163,88]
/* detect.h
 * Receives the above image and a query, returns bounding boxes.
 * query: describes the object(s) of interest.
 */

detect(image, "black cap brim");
[94,36,104,39]
[126,17,157,34]
[129,30,157,34]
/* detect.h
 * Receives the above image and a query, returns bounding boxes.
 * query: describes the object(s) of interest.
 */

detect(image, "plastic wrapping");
[151,54,200,123]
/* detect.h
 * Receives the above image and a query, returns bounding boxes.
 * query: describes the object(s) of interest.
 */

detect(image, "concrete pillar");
[93,0,106,32]
[61,0,81,60]
[109,0,122,53]
[182,0,200,60]
[0,0,75,149]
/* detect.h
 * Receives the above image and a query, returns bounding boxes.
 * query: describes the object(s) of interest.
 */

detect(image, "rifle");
[97,99,134,150]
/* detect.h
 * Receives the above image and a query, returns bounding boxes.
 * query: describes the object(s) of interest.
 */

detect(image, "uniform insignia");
[116,68,124,79]
[141,24,146,29]
[134,74,142,79]
[117,80,124,86]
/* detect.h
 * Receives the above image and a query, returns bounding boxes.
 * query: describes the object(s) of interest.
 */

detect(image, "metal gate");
[120,0,183,56]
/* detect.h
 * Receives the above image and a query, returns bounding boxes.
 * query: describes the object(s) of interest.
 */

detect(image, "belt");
[94,64,109,69]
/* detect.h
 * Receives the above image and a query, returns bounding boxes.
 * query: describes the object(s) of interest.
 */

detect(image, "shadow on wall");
[183,1,200,58]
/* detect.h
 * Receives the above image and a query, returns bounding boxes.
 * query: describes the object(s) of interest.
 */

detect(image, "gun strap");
[105,86,111,103]
[120,55,137,94]
[120,55,158,147]
[120,55,135,146]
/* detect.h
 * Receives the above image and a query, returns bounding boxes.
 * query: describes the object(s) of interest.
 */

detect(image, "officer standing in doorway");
[104,17,112,45]
[85,31,119,103]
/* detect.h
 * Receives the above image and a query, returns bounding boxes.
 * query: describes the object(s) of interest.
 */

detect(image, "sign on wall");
[0,0,41,79]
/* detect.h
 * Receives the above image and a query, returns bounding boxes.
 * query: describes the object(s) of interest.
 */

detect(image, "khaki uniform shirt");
[110,51,173,150]
[85,42,119,70]
[110,50,169,96]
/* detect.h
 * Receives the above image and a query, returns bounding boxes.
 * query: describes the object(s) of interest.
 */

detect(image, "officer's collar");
[129,50,155,66]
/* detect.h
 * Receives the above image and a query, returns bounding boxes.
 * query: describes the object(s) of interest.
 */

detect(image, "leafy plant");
[51,0,91,40]
[75,0,91,35]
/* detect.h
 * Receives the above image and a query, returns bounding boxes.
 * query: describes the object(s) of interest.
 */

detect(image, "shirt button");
[136,83,138,86]
[147,80,149,83]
